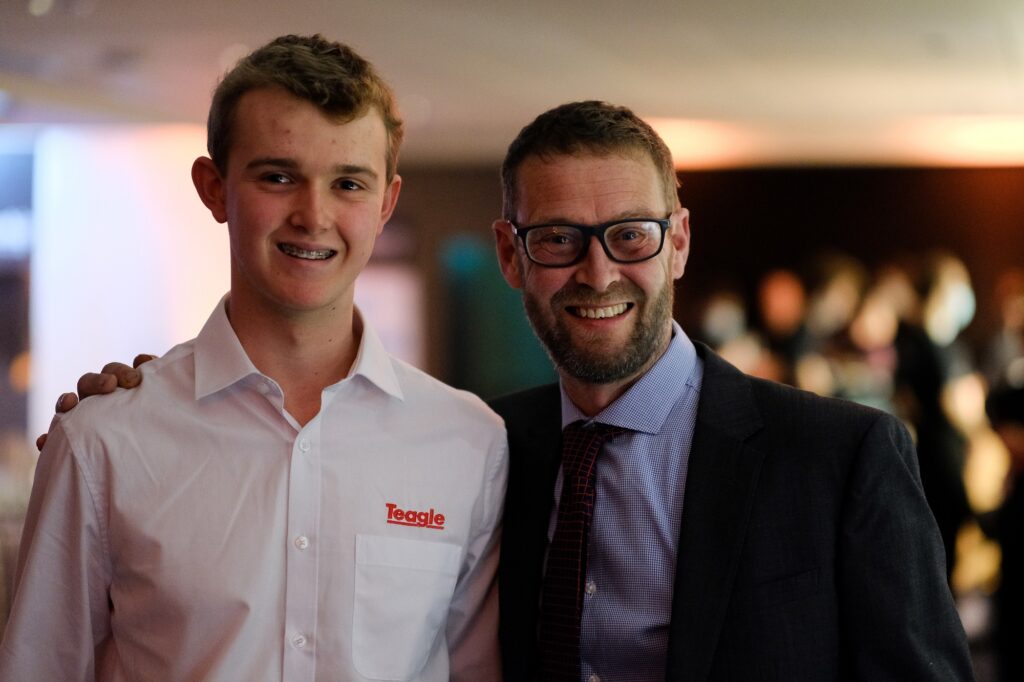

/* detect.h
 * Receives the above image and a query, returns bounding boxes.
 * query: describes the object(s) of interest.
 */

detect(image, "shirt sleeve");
[837,412,973,680]
[0,417,112,679]
[445,426,509,682]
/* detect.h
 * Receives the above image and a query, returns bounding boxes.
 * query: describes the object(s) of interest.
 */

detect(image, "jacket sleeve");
[838,412,973,680]
[0,418,112,680]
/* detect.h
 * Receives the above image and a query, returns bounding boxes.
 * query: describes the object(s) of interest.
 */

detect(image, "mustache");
[551,281,645,307]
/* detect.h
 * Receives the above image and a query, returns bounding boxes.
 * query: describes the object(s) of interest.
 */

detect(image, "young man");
[489,101,974,680]
[0,35,506,680]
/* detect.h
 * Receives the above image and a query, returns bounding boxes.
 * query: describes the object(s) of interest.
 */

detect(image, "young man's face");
[494,152,689,385]
[193,86,400,320]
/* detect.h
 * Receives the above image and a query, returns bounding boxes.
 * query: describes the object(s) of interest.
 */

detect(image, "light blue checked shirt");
[554,321,703,681]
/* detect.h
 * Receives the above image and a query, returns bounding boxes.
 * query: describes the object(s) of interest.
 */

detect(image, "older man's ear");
[493,219,525,289]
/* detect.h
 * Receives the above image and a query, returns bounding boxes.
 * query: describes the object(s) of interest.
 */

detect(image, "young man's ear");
[376,174,402,235]
[191,157,228,224]
[493,219,524,289]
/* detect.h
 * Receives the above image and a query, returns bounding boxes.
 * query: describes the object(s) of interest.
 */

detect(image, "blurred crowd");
[696,251,1024,680]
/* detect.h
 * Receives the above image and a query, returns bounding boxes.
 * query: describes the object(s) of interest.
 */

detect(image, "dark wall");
[390,164,506,386]
[675,166,1024,341]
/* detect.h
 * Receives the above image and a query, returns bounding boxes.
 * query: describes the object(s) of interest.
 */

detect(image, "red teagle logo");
[386,502,445,530]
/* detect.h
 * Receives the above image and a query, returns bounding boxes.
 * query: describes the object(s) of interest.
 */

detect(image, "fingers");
[77,372,118,399]
[42,392,81,449]
[133,354,157,368]
[42,361,137,451]
[101,362,142,389]
[56,392,79,413]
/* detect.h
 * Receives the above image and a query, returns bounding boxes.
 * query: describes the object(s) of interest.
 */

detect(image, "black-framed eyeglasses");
[510,216,672,267]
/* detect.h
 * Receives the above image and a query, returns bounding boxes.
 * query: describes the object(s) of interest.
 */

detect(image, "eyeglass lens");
[525,220,664,265]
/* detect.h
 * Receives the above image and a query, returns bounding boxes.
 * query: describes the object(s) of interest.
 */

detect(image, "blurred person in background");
[982,268,1024,390]
[697,288,776,380]
[803,252,869,354]
[842,274,902,413]
[792,252,869,398]
[981,382,1024,681]
[753,268,811,386]
[892,252,975,581]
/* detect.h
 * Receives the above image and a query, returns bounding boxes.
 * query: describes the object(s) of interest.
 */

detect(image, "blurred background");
[3,1,1024,678]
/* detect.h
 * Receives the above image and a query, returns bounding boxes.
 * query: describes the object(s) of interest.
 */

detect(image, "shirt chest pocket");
[353,534,462,680]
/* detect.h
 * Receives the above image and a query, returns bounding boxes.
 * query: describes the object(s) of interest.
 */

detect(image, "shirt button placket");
[283,429,319,678]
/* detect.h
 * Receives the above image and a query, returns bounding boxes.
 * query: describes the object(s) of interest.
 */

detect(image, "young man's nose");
[289,186,332,233]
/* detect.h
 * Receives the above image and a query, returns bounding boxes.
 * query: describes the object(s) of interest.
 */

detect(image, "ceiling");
[3,0,1024,167]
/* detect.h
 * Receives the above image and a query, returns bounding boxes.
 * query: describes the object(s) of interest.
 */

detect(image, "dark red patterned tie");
[538,421,626,681]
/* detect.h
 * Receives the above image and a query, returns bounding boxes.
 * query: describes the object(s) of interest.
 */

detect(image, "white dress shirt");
[0,299,508,681]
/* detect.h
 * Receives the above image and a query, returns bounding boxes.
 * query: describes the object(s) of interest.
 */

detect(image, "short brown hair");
[207,34,403,180]
[500,100,679,220]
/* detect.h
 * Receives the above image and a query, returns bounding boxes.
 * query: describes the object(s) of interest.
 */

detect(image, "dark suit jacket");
[489,342,973,681]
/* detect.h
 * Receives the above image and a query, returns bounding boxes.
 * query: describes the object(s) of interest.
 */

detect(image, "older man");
[489,100,972,681]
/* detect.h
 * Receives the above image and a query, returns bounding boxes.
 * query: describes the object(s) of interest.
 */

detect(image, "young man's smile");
[277,242,337,261]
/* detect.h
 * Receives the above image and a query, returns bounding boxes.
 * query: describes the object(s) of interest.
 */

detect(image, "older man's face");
[495,152,689,385]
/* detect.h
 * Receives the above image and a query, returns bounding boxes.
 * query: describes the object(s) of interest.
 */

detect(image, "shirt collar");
[560,320,698,434]
[344,307,405,401]
[194,296,405,401]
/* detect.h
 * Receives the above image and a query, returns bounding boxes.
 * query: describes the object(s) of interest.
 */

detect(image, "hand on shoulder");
[36,354,158,450]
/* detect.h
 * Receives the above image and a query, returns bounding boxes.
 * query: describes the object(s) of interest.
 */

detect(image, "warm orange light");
[647,118,757,169]
[648,115,1024,169]
[8,351,30,393]
[898,116,1024,166]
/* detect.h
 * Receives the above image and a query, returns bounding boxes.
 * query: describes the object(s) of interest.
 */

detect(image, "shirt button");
[292,634,307,649]
[298,439,311,452]
[585,580,597,596]
[294,535,310,550]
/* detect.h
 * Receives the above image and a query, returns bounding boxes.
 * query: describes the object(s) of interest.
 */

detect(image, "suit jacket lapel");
[515,388,563,596]
[666,344,766,680]
[493,384,563,675]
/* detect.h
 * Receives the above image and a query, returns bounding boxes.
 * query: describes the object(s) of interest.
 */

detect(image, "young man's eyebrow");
[244,158,378,180]
[333,164,379,180]
[245,157,298,170]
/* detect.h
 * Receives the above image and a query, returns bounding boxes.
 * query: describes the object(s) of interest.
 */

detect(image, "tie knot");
[564,420,627,440]
[561,421,627,479]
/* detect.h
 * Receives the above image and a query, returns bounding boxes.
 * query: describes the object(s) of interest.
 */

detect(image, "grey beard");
[523,279,673,384]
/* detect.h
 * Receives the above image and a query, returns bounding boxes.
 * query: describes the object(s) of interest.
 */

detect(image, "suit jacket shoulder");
[668,343,972,680]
